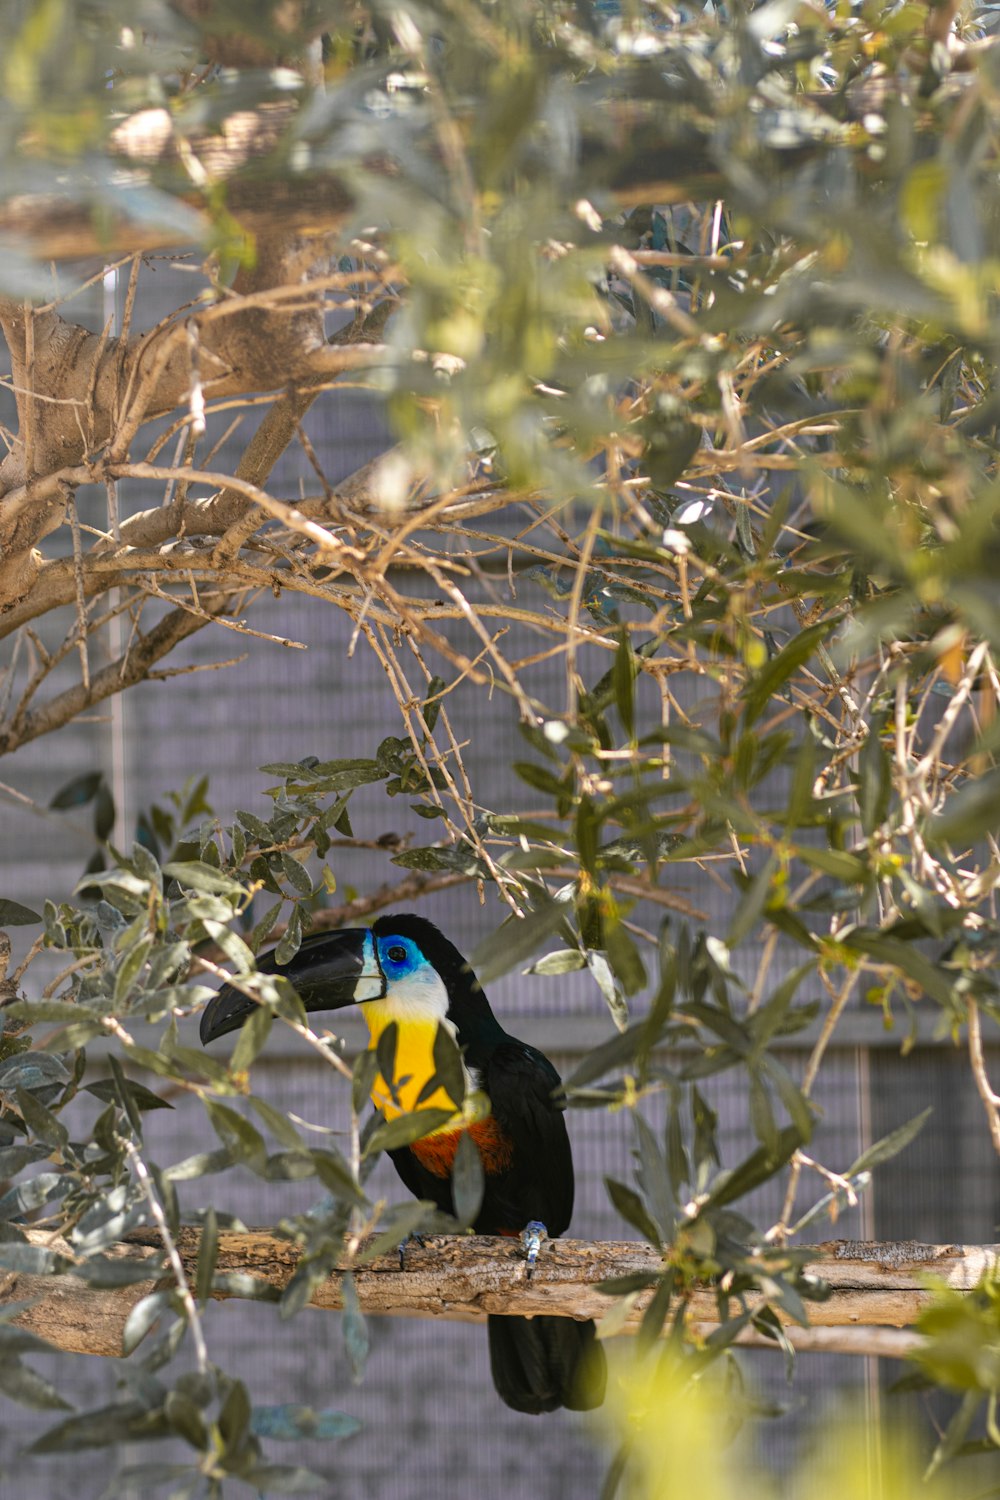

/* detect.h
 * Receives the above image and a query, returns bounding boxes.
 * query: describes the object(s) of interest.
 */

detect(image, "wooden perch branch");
[3,1232,994,1363]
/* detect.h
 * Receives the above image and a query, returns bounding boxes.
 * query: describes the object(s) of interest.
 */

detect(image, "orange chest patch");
[409,1114,514,1178]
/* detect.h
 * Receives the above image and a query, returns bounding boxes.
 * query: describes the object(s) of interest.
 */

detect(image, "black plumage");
[368,917,605,1414]
[201,912,606,1415]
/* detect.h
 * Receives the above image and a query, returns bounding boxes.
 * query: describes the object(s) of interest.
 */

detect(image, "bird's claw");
[521,1220,547,1280]
[398,1230,427,1271]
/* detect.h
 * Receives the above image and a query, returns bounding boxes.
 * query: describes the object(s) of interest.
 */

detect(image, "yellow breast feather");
[362,1006,489,1131]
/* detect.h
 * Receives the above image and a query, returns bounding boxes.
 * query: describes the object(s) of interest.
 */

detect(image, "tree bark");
[1,1231,990,1361]
[0,249,384,611]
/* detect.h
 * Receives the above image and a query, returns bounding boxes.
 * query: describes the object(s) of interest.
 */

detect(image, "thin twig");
[120,1135,209,1374]
[968,1000,1000,1156]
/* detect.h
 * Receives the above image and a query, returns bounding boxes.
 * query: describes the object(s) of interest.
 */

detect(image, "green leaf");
[4,1000,92,1024]
[163,861,246,899]
[375,1021,399,1103]
[109,1053,143,1138]
[926,768,1000,848]
[84,1079,173,1112]
[204,1100,267,1171]
[230,1003,274,1074]
[703,1126,804,1210]
[926,1389,981,1478]
[94,783,116,843]
[70,1255,166,1288]
[122,1291,173,1356]
[238,1464,328,1493]
[113,937,154,1007]
[50,772,103,810]
[512,762,568,798]
[0,1172,68,1218]
[848,1107,932,1175]
[612,631,636,739]
[637,1274,675,1351]
[431,1022,466,1110]
[422,676,447,733]
[202,921,256,977]
[749,1071,779,1152]
[236,809,274,843]
[275,905,303,966]
[793,845,869,882]
[164,1147,235,1182]
[563,1023,646,1091]
[16,1087,69,1151]
[196,1206,218,1305]
[358,1202,433,1266]
[603,923,647,999]
[470,898,573,984]
[310,764,387,793]
[748,963,816,1049]
[635,1111,676,1235]
[727,855,777,949]
[341,1271,369,1383]
[249,1096,303,1151]
[30,1398,159,1453]
[249,901,283,953]
[760,1054,814,1143]
[390,846,483,874]
[0,1053,72,1096]
[844,932,954,1006]
[743,621,832,726]
[312,1148,367,1207]
[604,1178,662,1246]
[164,1390,209,1449]
[789,1172,870,1237]
[857,716,892,838]
[0,1243,71,1276]
[526,948,587,976]
[0,1144,49,1175]
[594,1272,661,1296]
[281,852,314,897]
[783,735,818,830]
[0,899,42,926]
[692,1086,720,1176]
[0,1359,72,1412]
[452,1128,484,1228]
[352,1050,380,1117]
[595,1287,642,1342]
[218,1376,252,1450]
[364,1109,455,1157]
[586,950,628,1030]
[250,1405,361,1441]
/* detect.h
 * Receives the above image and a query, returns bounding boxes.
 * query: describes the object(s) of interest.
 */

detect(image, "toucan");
[200,913,607,1415]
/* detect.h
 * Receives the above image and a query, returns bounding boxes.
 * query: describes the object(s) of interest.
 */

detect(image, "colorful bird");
[200,912,606,1415]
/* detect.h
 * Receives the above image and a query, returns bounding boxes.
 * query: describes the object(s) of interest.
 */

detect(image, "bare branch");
[2,1232,989,1360]
[0,594,226,755]
[968,1000,1000,1156]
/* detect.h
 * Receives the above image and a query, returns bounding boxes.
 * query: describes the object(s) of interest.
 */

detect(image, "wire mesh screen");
[3,257,999,1499]
[8,1040,985,1498]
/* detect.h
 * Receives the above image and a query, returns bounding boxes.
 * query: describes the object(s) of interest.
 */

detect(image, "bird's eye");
[386,944,407,964]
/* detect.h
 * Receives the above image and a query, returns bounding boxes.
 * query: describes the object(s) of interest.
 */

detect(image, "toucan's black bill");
[199,928,384,1044]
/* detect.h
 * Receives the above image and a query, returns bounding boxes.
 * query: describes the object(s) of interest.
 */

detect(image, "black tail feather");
[487,1314,607,1415]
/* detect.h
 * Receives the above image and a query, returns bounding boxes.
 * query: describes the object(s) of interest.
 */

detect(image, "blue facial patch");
[375,934,426,979]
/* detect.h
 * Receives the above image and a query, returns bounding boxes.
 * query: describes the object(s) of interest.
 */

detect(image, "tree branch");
[0,594,226,755]
[1,1232,988,1361]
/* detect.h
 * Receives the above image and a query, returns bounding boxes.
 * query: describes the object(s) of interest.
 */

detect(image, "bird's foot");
[520,1220,547,1280]
[397,1230,427,1271]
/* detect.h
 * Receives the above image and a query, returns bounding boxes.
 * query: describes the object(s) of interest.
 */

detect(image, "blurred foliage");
[2,0,1000,1493]
[601,1349,973,1500]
